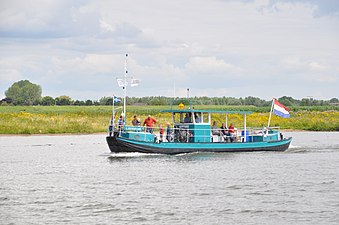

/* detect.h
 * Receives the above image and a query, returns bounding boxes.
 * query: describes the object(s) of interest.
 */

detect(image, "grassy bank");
[0,105,338,134]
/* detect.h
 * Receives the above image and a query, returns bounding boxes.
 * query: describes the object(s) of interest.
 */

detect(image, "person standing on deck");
[159,124,164,142]
[143,115,157,133]
[132,115,141,126]
[117,115,124,131]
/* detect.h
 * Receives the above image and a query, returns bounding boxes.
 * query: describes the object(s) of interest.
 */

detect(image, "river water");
[0,132,338,225]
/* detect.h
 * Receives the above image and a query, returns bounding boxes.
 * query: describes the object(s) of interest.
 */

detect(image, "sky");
[0,0,338,101]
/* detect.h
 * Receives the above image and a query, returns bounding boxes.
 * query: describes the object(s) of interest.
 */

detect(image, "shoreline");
[0,132,107,137]
[1,130,337,137]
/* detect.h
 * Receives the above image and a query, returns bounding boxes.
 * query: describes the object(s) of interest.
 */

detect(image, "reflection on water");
[0,132,338,225]
[107,151,238,163]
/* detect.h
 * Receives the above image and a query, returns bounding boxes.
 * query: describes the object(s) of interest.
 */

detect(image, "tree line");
[1,80,338,107]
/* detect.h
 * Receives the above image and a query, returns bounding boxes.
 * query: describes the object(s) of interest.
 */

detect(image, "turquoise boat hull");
[106,133,292,155]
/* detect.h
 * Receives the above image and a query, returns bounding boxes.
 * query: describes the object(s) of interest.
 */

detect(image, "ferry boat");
[106,107,292,154]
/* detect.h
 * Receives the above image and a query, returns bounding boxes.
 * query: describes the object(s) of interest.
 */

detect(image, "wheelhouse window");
[194,112,202,123]
[173,113,184,123]
[202,112,209,123]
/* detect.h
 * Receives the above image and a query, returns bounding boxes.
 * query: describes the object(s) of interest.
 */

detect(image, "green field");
[0,105,338,134]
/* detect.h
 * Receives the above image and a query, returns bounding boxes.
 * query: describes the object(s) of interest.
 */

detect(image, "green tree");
[228,97,242,105]
[329,98,339,104]
[5,80,42,105]
[74,100,85,106]
[55,95,72,105]
[40,96,55,106]
[244,96,266,106]
[278,96,299,106]
[85,100,93,106]
[99,97,112,105]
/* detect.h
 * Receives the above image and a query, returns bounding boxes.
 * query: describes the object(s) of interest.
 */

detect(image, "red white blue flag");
[273,99,290,118]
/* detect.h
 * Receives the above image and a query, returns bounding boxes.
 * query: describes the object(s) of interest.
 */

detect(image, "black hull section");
[106,132,292,155]
[106,131,136,153]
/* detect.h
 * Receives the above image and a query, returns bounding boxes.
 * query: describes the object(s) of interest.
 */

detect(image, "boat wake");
[286,147,308,153]
[286,143,339,153]
[109,152,160,157]
[288,144,301,149]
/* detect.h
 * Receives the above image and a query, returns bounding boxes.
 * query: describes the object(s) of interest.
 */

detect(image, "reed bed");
[0,106,338,134]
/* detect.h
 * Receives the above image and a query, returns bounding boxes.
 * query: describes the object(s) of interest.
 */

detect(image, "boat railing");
[167,126,280,143]
[111,125,281,143]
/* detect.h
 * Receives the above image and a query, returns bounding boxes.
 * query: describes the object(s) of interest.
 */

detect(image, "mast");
[116,53,139,122]
[123,53,128,121]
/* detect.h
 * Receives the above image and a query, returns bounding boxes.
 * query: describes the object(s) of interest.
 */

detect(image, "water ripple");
[1,132,338,225]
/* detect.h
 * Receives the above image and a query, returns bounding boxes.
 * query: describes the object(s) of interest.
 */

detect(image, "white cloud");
[51,54,118,74]
[282,56,333,75]
[99,19,114,32]
[0,0,338,100]
[0,0,58,28]
[309,62,327,71]
[302,73,337,83]
[0,68,21,83]
[185,57,243,75]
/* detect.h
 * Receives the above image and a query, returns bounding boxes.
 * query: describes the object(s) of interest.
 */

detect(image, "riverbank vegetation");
[1,80,337,133]
[2,80,339,107]
[2,94,339,108]
[0,105,338,134]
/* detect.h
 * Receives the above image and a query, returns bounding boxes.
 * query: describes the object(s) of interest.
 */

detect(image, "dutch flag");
[273,99,290,118]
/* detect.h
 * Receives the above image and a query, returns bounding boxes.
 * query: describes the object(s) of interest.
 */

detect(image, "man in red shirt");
[228,123,235,142]
[228,123,234,133]
[143,115,157,133]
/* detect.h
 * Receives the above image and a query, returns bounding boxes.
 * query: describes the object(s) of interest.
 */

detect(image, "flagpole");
[112,94,115,125]
[267,98,274,128]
